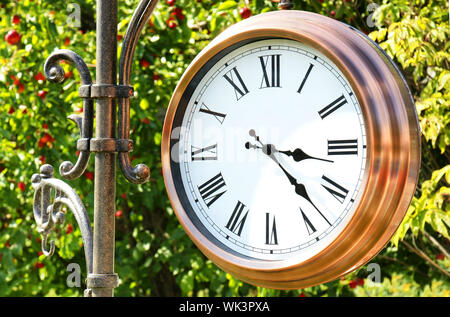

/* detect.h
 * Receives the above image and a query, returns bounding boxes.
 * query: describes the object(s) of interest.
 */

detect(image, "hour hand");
[277,148,333,163]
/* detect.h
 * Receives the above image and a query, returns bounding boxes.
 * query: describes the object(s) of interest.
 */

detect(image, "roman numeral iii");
[225,201,249,237]
[318,94,347,119]
[265,213,278,245]
[327,139,358,156]
[321,175,349,204]
[198,173,227,208]
[223,67,249,100]
[191,144,217,161]
[259,54,281,88]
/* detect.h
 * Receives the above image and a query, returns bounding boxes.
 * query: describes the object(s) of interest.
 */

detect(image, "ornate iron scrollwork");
[31,0,159,296]
[31,164,93,275]
[117,0,157,184]
[44,49,94,180]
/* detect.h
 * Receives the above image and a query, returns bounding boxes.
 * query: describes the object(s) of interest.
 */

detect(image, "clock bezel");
[161,10,421,289]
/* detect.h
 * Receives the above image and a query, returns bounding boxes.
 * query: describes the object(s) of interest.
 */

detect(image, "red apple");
[5,30,21,45]
[34,262,45,269]
[18,181,26,192]
[37,90,47,99]
[34,72,46,81]
[12,15,21,25]
[140,59,150,68]
[239,7,252,19]
[167,20,177,29]
[84,171,94,181]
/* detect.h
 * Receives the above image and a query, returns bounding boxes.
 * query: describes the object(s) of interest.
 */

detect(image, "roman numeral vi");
[265,213,278,245]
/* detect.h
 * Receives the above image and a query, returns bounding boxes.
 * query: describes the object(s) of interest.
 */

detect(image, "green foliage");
[0,0,448,297]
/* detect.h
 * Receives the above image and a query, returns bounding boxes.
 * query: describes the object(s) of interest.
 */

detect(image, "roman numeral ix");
[191,144,217,161]
[259,54,281,88]
[198,173,227,208]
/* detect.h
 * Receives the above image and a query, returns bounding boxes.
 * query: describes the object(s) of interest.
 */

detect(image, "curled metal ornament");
[278,0,294,10]
[44,49,94,180]
[116,0,157,184]
[31,164,93,274]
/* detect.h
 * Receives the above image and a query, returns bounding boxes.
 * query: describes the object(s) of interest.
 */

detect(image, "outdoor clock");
[161,10,421,289]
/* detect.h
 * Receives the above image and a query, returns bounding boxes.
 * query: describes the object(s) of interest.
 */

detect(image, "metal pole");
[34,0,153,297]
[90,0,118,297]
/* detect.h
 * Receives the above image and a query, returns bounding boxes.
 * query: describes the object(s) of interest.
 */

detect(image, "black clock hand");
[246,129,333,163]
[246,130,332,226]
[277,148,334,163]
[270,152,332,226]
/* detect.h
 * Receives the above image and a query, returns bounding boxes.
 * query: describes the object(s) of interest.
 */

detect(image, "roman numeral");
[259,54,281,88]
[297,63,314,94]
[223,67,249,100]
[327,139,358,156]
[198,173,226,208]
[265,213,278,245]
[321,175,349,204]
[199,103,226,124]
[318,94,347,119]
[300,208,317,235]
[191,144,217,161]
[225,201,249,237]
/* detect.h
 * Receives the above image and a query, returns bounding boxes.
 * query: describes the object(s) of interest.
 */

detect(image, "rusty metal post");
[88,0,119,297]
[32,0,154,297]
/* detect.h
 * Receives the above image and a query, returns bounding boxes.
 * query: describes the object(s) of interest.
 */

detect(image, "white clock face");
[172,39,367,262]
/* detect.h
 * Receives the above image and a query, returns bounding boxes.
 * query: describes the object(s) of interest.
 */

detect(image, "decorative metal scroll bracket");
[30,0,159,296]
[31,164,93,276]
[43,47,150,184]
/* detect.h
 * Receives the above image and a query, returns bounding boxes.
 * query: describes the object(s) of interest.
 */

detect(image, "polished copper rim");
[161,10,421,289]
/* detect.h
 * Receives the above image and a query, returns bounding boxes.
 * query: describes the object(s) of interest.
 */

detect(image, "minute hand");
[266,147,332,226]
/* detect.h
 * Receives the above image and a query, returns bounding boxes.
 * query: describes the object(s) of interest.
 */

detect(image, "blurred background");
[0,0,448,296]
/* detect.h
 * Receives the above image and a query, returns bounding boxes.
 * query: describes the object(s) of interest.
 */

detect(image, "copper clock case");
[161,10,421,289]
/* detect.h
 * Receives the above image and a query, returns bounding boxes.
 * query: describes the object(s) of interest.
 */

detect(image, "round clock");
[161,10,421,289]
